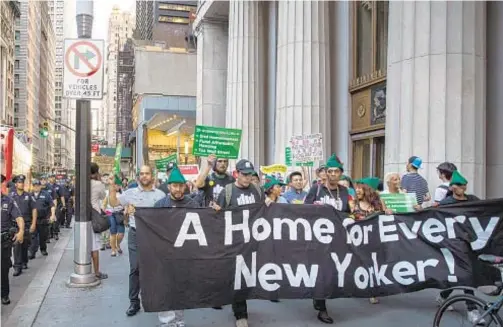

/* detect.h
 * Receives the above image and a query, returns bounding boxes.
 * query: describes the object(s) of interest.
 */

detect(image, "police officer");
[10,175,37,276]
[1,174,25,305]
[48,174,64,240]
[62,178,74,228]
[29,179,55,258]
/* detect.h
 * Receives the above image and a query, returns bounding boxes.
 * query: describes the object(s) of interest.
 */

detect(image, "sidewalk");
[9,229,450,327]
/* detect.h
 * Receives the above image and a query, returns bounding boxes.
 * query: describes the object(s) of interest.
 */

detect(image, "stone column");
[486,1,503,199]
[385,1,486,197]
[274,0,331,164]
[225,0,264,166]
[196,19,229,128]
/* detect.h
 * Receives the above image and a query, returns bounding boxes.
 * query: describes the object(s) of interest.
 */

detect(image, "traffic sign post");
[63,38,104,100]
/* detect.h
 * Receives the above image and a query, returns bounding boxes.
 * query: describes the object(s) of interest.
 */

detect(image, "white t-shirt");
[90,179,106,212]
[434,182,450,202]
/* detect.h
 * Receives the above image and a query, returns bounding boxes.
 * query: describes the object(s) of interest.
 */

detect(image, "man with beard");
[195,154,235,207]
[107,165,165,317]
[214,159,263,327]
[304,154,351,324]
[154,165,199,327]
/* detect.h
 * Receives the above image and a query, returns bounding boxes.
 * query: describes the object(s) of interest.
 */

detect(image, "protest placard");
[289,134,323,163]
[192,125,242,159]
[154,153,177,170]
[285,147,314,167]
[380,193,417,213]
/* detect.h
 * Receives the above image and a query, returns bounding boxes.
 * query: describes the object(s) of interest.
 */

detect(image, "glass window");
[14,103,19,112]
[376,1,389,71]
[351,136,385,180]
[15,60,20,69]
[356,1,372,77]
[15,45,20,56]
[14,88,19,98]
[14,74,19,83]
[15,31,21,40]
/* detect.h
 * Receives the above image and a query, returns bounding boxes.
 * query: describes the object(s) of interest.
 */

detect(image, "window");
[15,31,21,40]
[14,117,18,127]
[352,136,385,180]
[14,103,19,112]
[14,74,19,83]
[15,45,20,56]
[352,1,389,81]
[14,88,19,98]
[15,60,20,69]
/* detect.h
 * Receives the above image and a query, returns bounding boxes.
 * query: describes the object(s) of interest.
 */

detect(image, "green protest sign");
[380,193,418,213]
[113,142,122,185]
[155,153,178,170]
[192,125,242,159]
[285,147,314,167]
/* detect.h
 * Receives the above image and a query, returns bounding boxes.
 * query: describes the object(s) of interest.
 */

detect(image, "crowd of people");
[1,172,74,305]
[1,153,482,326]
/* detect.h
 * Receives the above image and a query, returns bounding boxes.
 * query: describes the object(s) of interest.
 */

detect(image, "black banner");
[135,199,503,312]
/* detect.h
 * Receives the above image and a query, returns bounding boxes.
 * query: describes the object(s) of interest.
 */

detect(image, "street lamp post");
[68,0,99,287]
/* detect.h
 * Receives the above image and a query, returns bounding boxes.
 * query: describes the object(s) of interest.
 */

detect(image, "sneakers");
[236,318,248,327]
[435,294,454,311]
[467,309,486,325]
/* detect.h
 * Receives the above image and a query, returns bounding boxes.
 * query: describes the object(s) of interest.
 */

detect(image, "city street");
[1,228,479,327]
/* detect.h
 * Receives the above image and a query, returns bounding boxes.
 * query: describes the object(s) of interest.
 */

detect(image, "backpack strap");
[316,183,322,198]
[438,184,449,191]
[225,183,233,207]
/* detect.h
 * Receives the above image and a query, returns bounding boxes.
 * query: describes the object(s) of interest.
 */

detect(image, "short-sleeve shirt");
[10,191,36,223]
[304,184,351,213]
[439,194,480,206]
[154,195,200,208]
[201,173,235,206]
[1,195,21,232]
[33,190,54,219]
[117,185,165,229]
[401,173,430,205]
[91,180,106,213]
[283,189,307,204]
[434,182,450,203]
[216,183,262,209]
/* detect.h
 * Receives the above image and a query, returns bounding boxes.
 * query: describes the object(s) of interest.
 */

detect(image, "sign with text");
[135,199,503,311]
[155,153,178,170]
[63,39,104,100]
[285,147,314,167]
[289,134,323,163]
[380,193,418,213]
[192,125,242,159]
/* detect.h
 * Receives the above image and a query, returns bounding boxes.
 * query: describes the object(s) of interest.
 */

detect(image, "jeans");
[128,227,140,305]
[1,244,12,298]
[232,300,248,320]
[108,215,125,235]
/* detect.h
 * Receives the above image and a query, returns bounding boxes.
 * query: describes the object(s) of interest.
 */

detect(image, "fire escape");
[116,39,134,146]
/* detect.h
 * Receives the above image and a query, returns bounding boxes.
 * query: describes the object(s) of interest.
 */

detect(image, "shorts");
[109,215,125,235]
[92,232,101,252]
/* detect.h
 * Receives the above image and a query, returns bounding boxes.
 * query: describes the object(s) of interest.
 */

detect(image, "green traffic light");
[40,128,49,138]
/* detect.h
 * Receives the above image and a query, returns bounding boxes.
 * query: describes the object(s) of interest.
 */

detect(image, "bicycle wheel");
[433,293,503,327]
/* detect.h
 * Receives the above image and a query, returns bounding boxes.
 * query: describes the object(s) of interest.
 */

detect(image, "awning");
[145,113,196,135]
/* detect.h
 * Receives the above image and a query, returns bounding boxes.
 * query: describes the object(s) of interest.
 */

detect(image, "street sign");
[63,38,104,100]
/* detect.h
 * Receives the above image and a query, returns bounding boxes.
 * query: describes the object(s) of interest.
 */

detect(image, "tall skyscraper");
[0,1,21,127]
[104,6,135,146]
[49,0,71,168]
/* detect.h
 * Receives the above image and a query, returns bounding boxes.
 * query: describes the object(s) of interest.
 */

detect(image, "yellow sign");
[260,164,288,174]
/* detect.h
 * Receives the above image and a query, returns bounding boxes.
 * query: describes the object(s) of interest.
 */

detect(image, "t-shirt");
[434,182,450,202]
[216,183,262,209]
[154,195,200,208]
[438,194,480,206]
[283,189,307,204]
[90,180,106,213]
[401,172,430,205]
[304,183,351,213]
[201,173,235,206]
[117,186,165,229]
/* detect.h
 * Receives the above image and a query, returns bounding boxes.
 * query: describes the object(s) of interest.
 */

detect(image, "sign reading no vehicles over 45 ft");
[63,39,104,100]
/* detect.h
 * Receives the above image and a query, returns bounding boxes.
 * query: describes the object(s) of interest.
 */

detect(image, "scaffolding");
[116,38,135,146]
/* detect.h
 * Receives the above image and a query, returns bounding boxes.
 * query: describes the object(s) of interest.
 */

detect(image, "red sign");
[65,40,103,78]
[179,165,199,176]
[91,144,99,153]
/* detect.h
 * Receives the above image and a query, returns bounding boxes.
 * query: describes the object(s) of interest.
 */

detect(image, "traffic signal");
[39,121,49,138]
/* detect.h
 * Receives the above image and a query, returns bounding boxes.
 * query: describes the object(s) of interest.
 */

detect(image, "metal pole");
[68,0,98,287]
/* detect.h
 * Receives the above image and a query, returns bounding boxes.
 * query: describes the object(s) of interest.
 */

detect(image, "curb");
[5,229,72,327]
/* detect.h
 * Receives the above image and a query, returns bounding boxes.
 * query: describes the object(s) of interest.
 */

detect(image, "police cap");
[32,179,41,186]
[13,175,26,183]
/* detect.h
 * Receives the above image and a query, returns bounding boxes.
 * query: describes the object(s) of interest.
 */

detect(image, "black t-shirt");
[158,183,190,196]
[154,195,200,208]
[439,194,480,206]
[201,173,235,206]
[304,183,351,213]
[216,183,262,209]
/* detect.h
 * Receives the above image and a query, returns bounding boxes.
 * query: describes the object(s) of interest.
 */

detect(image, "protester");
[401,156,430,205]
[338,175,356,198]
[153,166,200,327]
[305,154,351,324]
[435,170,483,324]
[1,174,25,305]
[90,163,108,280]
[107,165,165,317]
[283,171,307,204]
[10,175,37,276]
[263,175,287,203]
[103,184,125,257]
[100,173,111,251]
[434,162,458,204]
[251,171,260,186]
[195,154,235,207]
[214,159,263,327]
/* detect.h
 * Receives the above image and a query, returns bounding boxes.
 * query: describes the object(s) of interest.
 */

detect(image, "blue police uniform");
[29,184,53,258]
[1,194,22,303]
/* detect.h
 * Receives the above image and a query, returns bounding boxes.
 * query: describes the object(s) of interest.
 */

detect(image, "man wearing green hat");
[436,169,482,324]
[153,166,199,327]
[263,175,288,203]
[305,154,351,324]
